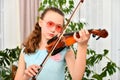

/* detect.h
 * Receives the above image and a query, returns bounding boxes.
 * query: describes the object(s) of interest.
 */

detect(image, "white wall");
[111,0,120,79]
[3,0,20,49]
[0,0,4,49]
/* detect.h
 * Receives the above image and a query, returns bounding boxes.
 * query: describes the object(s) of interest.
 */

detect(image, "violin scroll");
[88,29,108,39]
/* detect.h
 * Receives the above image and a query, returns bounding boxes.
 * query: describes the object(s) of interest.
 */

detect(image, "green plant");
[83,49,120,80]
[39,0,74,14]
[0,47,21,80]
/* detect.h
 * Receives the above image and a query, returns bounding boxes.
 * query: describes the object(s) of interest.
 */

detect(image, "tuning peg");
[96,36,101,40]
[92,34,96,37]
[99,28,101,30]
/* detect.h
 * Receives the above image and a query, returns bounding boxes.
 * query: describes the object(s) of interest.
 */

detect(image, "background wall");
[3,0,20,49]
[0,0,4,49]
[111,0,120,79]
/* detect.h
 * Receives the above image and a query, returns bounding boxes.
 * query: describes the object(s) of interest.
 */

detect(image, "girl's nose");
[50,26,56,32]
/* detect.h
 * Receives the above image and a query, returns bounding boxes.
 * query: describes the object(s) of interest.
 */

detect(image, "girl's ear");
[39,18,43,27]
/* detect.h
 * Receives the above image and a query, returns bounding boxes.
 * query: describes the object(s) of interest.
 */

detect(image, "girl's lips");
[48,33,55,37]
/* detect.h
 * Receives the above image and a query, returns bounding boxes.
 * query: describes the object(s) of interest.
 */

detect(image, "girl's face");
[39,11,64,40]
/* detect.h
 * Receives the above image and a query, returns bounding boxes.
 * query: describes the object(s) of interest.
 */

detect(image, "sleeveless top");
[23,48,67,80]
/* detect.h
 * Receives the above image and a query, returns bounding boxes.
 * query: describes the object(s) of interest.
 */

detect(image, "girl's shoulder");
[21,47,26,54]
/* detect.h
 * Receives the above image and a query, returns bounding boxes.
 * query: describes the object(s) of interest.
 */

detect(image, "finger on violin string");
[73,29,89,42]
[82,26,90,34]
[78,29,85,38]
[84,29,89,34]
[73,32,82,41]
[80,29,85,36]
[82,28,91,39]
[79,29,90,37]
[81,29,90,39]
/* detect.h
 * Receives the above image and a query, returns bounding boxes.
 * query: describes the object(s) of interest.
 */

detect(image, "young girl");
[14,7,90,80]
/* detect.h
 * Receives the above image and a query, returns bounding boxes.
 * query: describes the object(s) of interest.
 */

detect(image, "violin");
[46,29,108,55]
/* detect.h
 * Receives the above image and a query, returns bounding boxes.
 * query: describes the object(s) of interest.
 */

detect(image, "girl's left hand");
[73,29,90,46]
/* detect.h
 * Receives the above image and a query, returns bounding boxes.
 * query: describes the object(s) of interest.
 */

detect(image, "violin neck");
[63,31,79,46]
[63,29,93,36]
[63,29,93,46]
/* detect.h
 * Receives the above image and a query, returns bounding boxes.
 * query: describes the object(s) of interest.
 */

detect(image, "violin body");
[46,29,108,55]
[46,35,66,55]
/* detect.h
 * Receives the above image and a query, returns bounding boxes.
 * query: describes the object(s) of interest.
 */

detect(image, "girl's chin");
[46,36,54,40]
[46,34,56,40]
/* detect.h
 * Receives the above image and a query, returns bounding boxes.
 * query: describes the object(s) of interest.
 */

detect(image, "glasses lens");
[47,21,55,27]
[56,25,62,32]
[46,21,63,32]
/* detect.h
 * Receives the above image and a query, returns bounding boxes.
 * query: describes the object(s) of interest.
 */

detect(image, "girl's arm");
[65,29,90,80]
[14,53,28,80]
[14,53,40,80]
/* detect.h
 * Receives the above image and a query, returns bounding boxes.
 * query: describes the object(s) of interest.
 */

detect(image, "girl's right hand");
[24,64,41,79]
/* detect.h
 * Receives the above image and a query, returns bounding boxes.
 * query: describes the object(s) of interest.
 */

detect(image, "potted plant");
[0,47,21,80]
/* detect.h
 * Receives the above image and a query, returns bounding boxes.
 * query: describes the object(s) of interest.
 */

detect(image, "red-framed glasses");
[43,20,63,33]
